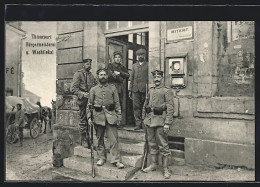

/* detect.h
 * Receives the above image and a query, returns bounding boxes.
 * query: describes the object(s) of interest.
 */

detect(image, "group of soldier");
[70,48,174,179]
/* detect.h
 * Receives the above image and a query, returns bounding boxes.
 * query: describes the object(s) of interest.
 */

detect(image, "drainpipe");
[18,35,27,97]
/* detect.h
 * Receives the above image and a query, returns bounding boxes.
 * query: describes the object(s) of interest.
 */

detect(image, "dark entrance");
[106,32,149,127]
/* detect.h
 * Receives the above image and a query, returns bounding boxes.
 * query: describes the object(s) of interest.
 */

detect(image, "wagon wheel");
[6,126,19,144]
[30,117,41,138]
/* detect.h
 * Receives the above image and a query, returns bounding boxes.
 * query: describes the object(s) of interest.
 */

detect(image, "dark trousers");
[18,126,23,143]
[94,121,121,163]
[147,126,171,156]
[79,99,89,139]
[132,91,146,127]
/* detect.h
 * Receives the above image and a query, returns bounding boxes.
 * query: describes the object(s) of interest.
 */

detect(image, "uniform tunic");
[143,85,174,156]
[87,83,122,163]
[107,62,129,106]
[15,109,25,141]
[70,69,96,128]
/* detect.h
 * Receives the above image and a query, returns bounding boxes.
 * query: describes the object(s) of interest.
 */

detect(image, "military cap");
[17,103,22,106]
[136,48,146,55]
[113,51,122,57]
[96,68,108,75]
[83,58,92,63]
[151,69,164,76]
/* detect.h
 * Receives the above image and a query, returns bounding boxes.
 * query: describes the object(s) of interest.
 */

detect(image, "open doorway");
[106,32,149,127]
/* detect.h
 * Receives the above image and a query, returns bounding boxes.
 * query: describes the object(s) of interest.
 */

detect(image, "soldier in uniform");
[107,51,129,113]
[70,58,97,148]
[142,70,174,179]
[87,68,125,169]
[129,48,148,130]
[14,103,25,147]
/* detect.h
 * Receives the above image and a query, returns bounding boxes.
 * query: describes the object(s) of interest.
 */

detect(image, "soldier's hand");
[114,71,120,75]
[88,119,94,126]
[163,124,170,134]
[129,91,132,99]
[83,92,89,98]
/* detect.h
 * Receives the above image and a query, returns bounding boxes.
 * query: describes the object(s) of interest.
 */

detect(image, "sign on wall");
[167,26,193,41]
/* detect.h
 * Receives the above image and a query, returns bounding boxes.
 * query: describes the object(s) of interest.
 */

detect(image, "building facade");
[5,23,26,96]
[55,21,255,169]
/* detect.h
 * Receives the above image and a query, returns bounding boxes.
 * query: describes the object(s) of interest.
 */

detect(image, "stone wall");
[163,21,255,169]
[53,21,106,166]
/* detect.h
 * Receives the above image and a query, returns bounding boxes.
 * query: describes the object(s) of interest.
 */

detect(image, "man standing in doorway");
[87,68,125,169]
[107,51,129,127]
[129,48,148,130]
[70,58,96,149]
[142,70,174,179]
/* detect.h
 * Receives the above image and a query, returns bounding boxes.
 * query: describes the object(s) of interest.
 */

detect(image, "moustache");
[100,78,107,81]
[154,80,160,83]
[138,57,144,62]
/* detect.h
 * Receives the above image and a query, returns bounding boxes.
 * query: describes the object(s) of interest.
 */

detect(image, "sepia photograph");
[5,20,255,182]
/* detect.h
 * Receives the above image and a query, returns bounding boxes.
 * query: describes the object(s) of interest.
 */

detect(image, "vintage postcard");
[5,20,255,182]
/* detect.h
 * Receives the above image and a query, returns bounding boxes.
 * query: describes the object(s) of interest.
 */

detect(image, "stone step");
[63,156,139,180]
[74,146,143,168]
[52,166,110,181]
[118,128,145,142]
[119,140,145,155]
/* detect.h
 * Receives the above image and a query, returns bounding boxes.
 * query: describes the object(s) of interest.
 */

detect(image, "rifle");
[141,84,149,171]
[89,105,95,178]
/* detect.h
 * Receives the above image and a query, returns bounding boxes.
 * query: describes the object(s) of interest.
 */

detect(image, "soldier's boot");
[162,156,171,179]
[142,154,158,172]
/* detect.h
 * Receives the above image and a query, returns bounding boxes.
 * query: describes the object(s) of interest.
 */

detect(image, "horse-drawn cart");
[5,96,41,144]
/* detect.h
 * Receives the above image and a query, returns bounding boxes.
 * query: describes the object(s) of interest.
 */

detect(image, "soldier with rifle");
[87,68,125,169]
[70,58,97,149]
[141,69,174,179]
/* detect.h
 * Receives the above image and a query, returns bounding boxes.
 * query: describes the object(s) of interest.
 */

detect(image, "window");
[106,21,148,31]
[128,34,133,43]
[128,49,133,70]
[136,32,146,45]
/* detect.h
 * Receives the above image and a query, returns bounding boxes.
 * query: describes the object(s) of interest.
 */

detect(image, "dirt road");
[5,128,255,182]
[5,129,53,181]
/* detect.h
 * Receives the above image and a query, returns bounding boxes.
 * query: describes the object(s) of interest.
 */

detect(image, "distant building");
[5,22,26,96]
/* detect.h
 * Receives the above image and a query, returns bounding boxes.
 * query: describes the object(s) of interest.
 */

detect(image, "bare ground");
[5,128,255,182]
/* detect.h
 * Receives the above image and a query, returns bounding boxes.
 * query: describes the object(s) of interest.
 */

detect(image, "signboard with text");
[167,26,193,41]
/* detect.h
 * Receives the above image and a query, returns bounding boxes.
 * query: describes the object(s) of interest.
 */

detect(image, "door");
[106,38,128,125]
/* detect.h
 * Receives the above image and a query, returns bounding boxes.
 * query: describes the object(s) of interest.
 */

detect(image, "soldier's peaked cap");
[136,48,146,55]
[96,68,108,75]
[17,102,22,106]
[151,69,164,76]
[83,58,92,62]
[113,51,122,57]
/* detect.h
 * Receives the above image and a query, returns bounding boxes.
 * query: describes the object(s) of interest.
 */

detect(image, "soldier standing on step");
[87,68,125,169]
[70,58,97,149]
[129,48,148,130]
[142,70,174,179]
